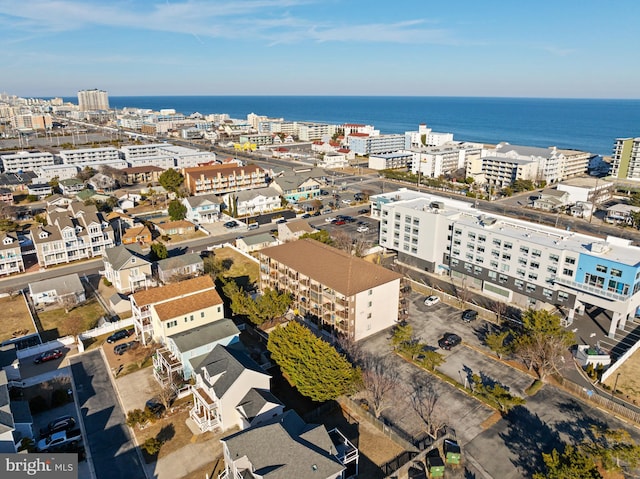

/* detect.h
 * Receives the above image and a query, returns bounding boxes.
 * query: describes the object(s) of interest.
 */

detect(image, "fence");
[78,317,135,341]
[16,336,76,360]
[601,335,640,383]
[558,379,640,425]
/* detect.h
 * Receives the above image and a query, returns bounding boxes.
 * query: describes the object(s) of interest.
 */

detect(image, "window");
[368,301,372,307]
[504,242,513,250]
[608,280,630,295]
[478,235,486,243]
[190,314,194,321]
[530,262,540,269]
[452,249,460,256]
[368,289,373,295]
[517,268,526,277]
[466,253,474,260]
[493,239,502,246]
[491,249,500,258]
[454,239,461,246]
[467,243,475,250]
[611,268,622,277]
[547,266,557,274]
[585,274,605,288]
[464,263,473,271]
[549,254,559,263]
[502,253,511,261]
[474,266,483,274]
[528,273,538,281]
[526,283,536,293]
[201,312,205,318]
[451,258,459,266]
[488,271,497,280]
[490,260,499,269]
[454,229,462,235]
[477,246,485,253]
[519,246,529,254]
[565,257,576,265]
[468,232,476,240]
[518,258,527,266]
[514,280,524,289]
[167,320,178,328]
[532,249,542,257]
[475,256,484,264]
[499,274,508,283]
[562,268,574,277]
[500,264,510,272]
[558,291,569,302]
[543,288,553,299]
[367,313,372,319]
[596,264,607,273]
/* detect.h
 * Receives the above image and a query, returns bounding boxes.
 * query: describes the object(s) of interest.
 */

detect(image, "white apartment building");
[157,145,216,168]
[405,123,454,149]
[376,189,640,337]
[59,147,121,167]
[128,156,175,170]
[77,89,109,111]
[556,177,613,205]
[297,122,332,141]
[348,134,406,156]
[0,151,54,173]
[319,152,350,169]
[34,164,79,182]
[120,144,170,160]
[411,142,482,178]
[368,152,413,171]
[342,123,379,136]
[475,155,539,187]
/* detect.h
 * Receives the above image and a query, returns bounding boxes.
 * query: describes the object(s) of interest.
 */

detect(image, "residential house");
[277,219,315,242]
[557,177,613,205]
[605,204,640,225]
[121,165,164,185]
[58,178,85,196]
[531,189,571,212]
[182,194,223,224]
[270,173,322,202]
[220,409,358,479]
[190,343,283,434]
[88,173,117,193]
[318,152,349,169]
[0,171,37,193]
[130,275,222,346]
[27,183,52,200]
[28,273,85,308]
[0,188,13,204]
[0,370,17,453]
[0,233,24,277]
[223,186,281,217]
[258,239,403,341]
[33,202,114,268]
[235,233,279,253]
[102,244,153,294]
[45,194,72,209]
[154,220,196,236]
[121,225,153,246]
[155,253,204,284]
[183,164,267,196]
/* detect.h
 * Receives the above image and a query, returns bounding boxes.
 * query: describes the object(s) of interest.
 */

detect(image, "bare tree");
[332,230,353,254]
[409,373,448,439]
[359,353,400,419]
[456,278,472,307]
[494,301,508,324]
[335,334,363,364]
[58,294,78,314]
[156,381,175,411]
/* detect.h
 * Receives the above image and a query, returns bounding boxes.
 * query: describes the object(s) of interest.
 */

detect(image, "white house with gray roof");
[223,186,281,217]
[220,409,358,479]
[102,244,153,294]
[235,233,278,253]
[155,253,204,284]
[190,343,283,434]
[182,193,223,224]
[28,273,85,307]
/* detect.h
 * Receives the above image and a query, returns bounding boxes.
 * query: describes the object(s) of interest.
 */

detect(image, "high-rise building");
[611,137,640,180]
[77,89,109,111]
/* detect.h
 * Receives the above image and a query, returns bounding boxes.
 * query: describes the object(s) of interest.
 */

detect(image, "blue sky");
[0,0,638,98]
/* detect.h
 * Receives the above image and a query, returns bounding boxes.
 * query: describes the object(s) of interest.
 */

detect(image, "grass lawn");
[38,299,105,341]
[603,348,640,406]
[215,246,259,287]
[0,294,35,343]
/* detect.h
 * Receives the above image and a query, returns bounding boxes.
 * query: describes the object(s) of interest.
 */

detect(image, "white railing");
[601,336,640,383]
[77,317,134,340]
[16,336,76,359]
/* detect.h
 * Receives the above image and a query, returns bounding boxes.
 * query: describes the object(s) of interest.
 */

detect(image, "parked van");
[248,223,259,231]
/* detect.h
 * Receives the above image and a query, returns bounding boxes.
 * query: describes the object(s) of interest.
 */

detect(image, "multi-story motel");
[34,164,79,182]
[32,201,114,268]
[611,137,640,180]
[0,151,54,173]
[347,133,406,156]
[183,164,267,196]
[405,123,454,148]
[410,142,483,178]
[374,189,640,337]
[297,122,333,141]
[58,147,125,168]
[258,239,403,342]
[368,152,413,171]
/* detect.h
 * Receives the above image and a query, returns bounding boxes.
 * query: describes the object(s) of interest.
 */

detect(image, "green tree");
[267,321,360,402]
[485,330,511,359]
[77,166,97,182]
[168,199,187,221]
[300,229,334,245]
[418,350,444,371]
[513,309,574,381]
[533,445,602,479]
[222,281,291,326]
[142,437,163,456]
[150,242,168,261]
[158,168,184,193]
[585,426,640,473]
[391,323,413,350]
[0,218,18,232]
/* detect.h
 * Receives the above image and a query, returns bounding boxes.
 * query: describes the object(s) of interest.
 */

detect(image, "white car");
[357,225,369,233]
[325,217,336,223]
[342,199,353,205]
[424,295,440,306]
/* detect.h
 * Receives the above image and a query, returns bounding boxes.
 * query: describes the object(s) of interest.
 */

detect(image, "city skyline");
[1,0,639,99]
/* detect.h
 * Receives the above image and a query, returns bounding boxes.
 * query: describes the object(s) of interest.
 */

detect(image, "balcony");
[189,407,220,432]
[329,428,359,465]
[153,348,183,385]
[553,277,629,302]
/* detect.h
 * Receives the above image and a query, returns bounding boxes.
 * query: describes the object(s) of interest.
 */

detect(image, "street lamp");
[610,372,621,401]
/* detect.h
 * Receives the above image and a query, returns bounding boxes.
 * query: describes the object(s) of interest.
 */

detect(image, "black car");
[106,329,132,343]
[438,333,462,350]
[301,213,311,219]
[358,209,369,214]
[461,309,478,322]
[40,415,75,436]
[224,221,239,229]
[145,399,166,418]
[276,218,287,224]
[312,211,321,216]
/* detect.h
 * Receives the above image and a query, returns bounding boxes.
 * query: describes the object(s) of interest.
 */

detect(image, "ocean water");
[64,96,640,156]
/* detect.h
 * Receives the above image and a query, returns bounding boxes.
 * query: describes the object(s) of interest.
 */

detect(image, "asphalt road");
[70,349,146,479]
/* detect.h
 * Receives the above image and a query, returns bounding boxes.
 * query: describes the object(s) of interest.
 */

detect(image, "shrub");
[51,388,70,407]
[126,408,152,428]
[29,395,48,414]
[102,278,112,287]
[142,437,162,456]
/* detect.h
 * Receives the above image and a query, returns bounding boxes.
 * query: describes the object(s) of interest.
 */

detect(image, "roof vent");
[590,242,610,254]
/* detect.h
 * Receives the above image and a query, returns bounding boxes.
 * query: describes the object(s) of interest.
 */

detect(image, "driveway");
[115,367,161,413]
[70,349,146,479]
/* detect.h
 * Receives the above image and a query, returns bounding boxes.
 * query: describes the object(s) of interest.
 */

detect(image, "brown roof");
[183,164,263,178]
[156,220,195,230]
[260,239,402,296]
[122,165,164,174]
[132,275,215,306]
[285,220,314,234]
[122,225,151,240]
[154,289,223,321]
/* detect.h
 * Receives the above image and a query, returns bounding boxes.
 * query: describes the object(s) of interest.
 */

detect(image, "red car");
[332,220,346,225]
[34,349,63,364]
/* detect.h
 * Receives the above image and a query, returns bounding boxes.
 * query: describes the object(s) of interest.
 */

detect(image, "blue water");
[62,96,640,156]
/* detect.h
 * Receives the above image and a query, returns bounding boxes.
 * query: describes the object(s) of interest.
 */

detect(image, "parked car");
[424,295,440,307]
[320,190,330,196]
[358,208,369,215]
[33,349,63,364]
[113,341,139,356]
[341,199,352,205]
[276,218,287,224]
[438,333,462,350]
[37,429,82,452]
[332,220,346,225]
[312,210,321,216]
[106,329,133,343]
[301,213,311,219]
[247,223,259,231]
[224,221,239,229]
[357,225,369,233]
[354,193,364,201]
[461,309,478,322]
[145,398,166,418]
[325,217,336,223]
[40,415,76,437]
